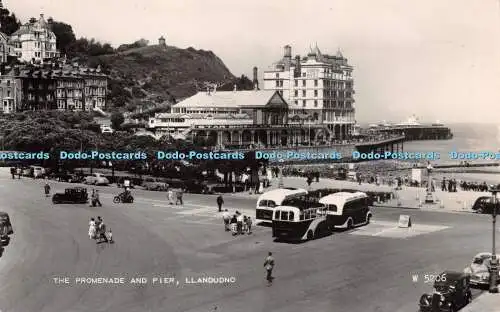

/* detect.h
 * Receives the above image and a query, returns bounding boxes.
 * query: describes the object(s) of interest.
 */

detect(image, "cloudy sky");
[7,0,500,123]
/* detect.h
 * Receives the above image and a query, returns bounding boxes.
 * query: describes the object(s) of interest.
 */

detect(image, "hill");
[85,44,253,110]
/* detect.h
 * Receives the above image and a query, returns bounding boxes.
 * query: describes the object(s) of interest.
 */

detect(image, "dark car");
[52,187,89,204]
[0,212,13,235]
[472,196,499,214]
[419,271,472,312]
[142,178,167,191]
[49,172,84,183]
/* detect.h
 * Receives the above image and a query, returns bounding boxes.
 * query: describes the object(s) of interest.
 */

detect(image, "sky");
[7,0,500,124]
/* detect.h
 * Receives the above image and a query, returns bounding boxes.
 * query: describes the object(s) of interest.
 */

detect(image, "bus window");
[299,212,304,220]
[327,204,337,212]
[268,201,276,208]
[274,210,280,220]
[305,210,311,220]
[281,211,289,221]
[289,211,294,221]
[310,209,316,218]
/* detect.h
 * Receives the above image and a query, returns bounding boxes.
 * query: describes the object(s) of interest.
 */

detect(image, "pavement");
[232,176,489,214]
[461,293,500,312]
[0,171,499,312]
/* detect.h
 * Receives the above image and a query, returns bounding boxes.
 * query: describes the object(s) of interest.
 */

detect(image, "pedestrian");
[222,209,230,231]
[167,188,174,205]
[107,228,113,243]
[246,216,252,234]
[94,190,102,207]
[264,252,275,284]
[16,167,21,179]
[236,212,244,235]
[243,216,248,233]
[90,189,95,207]
[44,182,51,197]
[217,195,224,212]
[88,218,96,239]
[10,167,15,179]
[176,188,184,205]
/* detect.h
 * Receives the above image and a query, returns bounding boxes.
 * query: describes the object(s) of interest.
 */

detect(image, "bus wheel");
[347,218,353,229]
[307,230,314,241]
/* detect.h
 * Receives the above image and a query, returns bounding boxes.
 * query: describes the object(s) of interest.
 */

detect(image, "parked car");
[184,180,210,194]
[84,173,109,185]
[472,196,498,214]
[49,172,84,183]
[142,178,167,191]
[418,271,472,312]
[0,212,13,235]
[464,252,500,287]
[52,187,89,204]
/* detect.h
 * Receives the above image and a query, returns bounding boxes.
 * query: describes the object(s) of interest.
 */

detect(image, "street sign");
[398,215,412,228]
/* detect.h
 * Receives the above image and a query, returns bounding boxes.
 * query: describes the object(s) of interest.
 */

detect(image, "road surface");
[0,177,494,312]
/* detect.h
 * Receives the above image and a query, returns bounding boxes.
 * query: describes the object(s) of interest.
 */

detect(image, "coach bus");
[256,188,308,222]
[319,192,372,230]
[271,195,329,241]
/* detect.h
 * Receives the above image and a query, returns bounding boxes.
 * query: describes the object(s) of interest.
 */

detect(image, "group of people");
[222,210,252,235]
[441,178,458,192]
[166,188,183,205]
[10,167,22,179]
[459,180,489,192]
[88,216,113,243]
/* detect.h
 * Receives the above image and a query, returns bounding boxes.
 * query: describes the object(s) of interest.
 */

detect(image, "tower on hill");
[159,36,166,48]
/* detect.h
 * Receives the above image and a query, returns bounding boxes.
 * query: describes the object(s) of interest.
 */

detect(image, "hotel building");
[263,44,355,140]
[1,65,107,113]
[9,14,60,63]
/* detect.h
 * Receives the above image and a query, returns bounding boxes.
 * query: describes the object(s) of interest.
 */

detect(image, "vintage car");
[464,252,500,287]
[84,173,110,186]
[52,187,89,204]
[142,178,166,191]
[0,212,13,235]
[471,196,498,214]
[419,271,472,312]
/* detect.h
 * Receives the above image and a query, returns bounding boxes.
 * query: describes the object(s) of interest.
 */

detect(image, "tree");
[110,112,125,130]
[50,21,76,55]
[0,9,20,35]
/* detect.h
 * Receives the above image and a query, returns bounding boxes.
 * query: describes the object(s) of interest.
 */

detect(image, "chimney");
[252,66,259,90]
[294,55,301,77]
[283,45,292,70]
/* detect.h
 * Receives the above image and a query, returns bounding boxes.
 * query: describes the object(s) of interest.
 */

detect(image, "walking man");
[10,167,14,179]
[16,167,21,179]
[236,212,244,235]
[94,190,102,207]
[217,195,224,212]
[176,188,184,205]
[167,188,174,205]
[222,209,230,231]
[264,252,275,284]
[44,182,51,197]
[246,216,252,234]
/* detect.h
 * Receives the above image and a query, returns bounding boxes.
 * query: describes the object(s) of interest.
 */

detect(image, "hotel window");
[275,80,279,87]
[314,100,318,107]
[294,100,298,105]
[302,72,306,77]
[302,100,306,107]
[302,80,306,87]
[7,90,10,97]
[294,80,298,87]
[294,90,298,97]
[275,73,279,78]
[314,90,318,97]
[314,80,318,87]
[302,90,306,97]
[279,80,283,87]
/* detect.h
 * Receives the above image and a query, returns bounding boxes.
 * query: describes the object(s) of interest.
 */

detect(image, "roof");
[319,192,367,206]
[173,90,286,109]
[258,188,308,202]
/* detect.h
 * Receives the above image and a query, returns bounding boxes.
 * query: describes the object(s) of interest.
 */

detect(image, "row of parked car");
[45,170,248,194]
[418,252,499,312]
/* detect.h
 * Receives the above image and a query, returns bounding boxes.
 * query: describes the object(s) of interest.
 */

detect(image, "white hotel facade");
[263,44,355,140]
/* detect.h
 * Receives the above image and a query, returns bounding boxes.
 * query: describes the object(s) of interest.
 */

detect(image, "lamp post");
[488,187,499,293]
[424,162,435,204]
[278,159,284,188]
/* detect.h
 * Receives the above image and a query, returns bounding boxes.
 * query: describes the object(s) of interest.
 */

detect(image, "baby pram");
[230,223,238,236]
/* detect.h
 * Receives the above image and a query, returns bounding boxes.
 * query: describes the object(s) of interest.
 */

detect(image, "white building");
[10,14,60,63]
[263,44,355,140]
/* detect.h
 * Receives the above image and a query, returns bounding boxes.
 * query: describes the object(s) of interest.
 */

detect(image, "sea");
[403,123,500,163]
[399,123,500,183]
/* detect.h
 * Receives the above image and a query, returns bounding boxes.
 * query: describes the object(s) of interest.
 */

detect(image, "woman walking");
[88,218,96,240]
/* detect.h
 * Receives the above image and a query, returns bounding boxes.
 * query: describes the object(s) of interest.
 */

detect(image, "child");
[106,228,114,243]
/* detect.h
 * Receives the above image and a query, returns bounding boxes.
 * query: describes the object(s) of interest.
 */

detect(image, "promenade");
[231,175,489,213]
